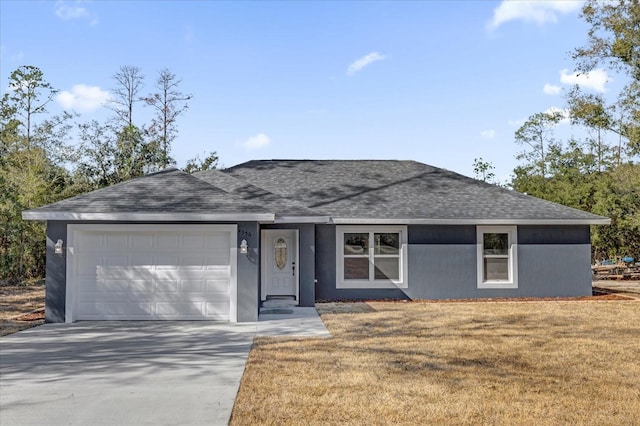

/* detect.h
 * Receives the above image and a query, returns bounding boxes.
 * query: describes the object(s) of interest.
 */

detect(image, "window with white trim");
[337,226,408,289]
[477,226,518,289]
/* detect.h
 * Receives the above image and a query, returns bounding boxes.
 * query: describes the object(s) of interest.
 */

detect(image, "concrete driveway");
[1,310,330,426]
[0,322,249,425]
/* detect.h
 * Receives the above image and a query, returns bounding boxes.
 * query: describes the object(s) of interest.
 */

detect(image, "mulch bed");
[408,293,633,303]
[11,308,45,322]
[322,292,634,305]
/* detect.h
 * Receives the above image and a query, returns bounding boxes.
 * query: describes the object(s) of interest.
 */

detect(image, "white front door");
[261,229,298,301]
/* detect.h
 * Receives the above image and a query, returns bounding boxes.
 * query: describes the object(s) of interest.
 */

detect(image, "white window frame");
[336,226,408,289]
[476,225,518,289]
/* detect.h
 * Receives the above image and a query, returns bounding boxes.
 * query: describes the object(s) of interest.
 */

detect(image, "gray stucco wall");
[45,221,67,323]
[261,224,315,307]
[44,220,260,323]
[517,225,592,297]
[406,225,477,299]
[237,222,260,321]
[315,224,592,301]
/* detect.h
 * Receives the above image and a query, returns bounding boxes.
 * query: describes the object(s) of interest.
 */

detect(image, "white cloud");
[508,118,525,128]
[56,84,110,112]
[543,83,562,95]
[487,0,582,30]
[346,52,386,76]
[559,68,609,93]
[544,106,571,124]
[242,133,271,150]
[55,1,98,25]
[480,129,496,139]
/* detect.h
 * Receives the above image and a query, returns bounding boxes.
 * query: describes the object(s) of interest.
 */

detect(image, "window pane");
[484,258,509,281]
[374,257,399,280]
[344,233,369,255]
[483,233,508,255]
[274,238,287,270]
[374,233,399,255]
[344,258,369,280]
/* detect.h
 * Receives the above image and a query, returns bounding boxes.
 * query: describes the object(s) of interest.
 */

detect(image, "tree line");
[476,0,640,261]
[1,0,638,282]
[1,65,218,282]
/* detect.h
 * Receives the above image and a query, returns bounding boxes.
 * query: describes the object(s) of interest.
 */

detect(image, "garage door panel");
[155,254,180,270]
[105,233,128,249]
[77,233,102,250]
[156,280,179,293]
[131,234,154,249]
[76,255,102,275]
[205,302,229,319]
[206,234,229,248]
[181,234,206,249]
[78,302,154,318]
[181,280,205,293]
[206,279,229,293]
[180,258,207,270]
[157,234,179,249]
[156,302,205,316]
[104,255,133,268]
[131,254,154,265]
[72,226,234,321]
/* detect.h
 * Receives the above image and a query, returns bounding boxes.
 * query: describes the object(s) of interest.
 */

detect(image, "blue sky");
[0,1,617,181]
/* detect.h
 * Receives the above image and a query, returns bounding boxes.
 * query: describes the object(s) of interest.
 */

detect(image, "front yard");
[232,299,640,425]
[0,281,45,336]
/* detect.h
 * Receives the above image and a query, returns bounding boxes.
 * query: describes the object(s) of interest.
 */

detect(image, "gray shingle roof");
[23,160,609,224]
[191,169,317,216]
[224,160,606,222]
[23,168,271,216]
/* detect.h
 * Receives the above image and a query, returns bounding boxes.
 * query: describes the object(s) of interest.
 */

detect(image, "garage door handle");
[292,261,295,276]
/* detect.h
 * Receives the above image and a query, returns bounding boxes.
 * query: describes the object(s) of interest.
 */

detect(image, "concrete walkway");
[257,306,332,337]
[0,308,329,426]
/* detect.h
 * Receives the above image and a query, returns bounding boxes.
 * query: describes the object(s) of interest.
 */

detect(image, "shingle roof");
[22,168,273,220]
[23,160,609,224]
[191,169,317,216]
[224,160,606,222]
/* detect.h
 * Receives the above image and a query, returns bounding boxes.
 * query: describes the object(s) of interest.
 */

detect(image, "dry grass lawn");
[232,300,640,425]
[0,281,45,336]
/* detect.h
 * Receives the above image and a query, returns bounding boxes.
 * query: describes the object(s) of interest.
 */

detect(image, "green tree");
[183,151,219,174]
[73,120,117,190]
[566,88,618,169]
[114,125,153,181]
[472,157,495,183]
[572,0,640,154]
[0,66,72,281]
[514,111,564,179]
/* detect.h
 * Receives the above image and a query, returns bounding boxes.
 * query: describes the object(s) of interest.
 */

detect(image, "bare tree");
[107,65,144,127]
[143,69,192,168]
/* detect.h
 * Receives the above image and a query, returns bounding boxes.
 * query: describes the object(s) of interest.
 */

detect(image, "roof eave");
[22,211,276,222]
[274,216,332,224]
[331,217,611,225]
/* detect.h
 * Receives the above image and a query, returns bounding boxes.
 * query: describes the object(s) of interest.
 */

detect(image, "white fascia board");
[331,217,611,226]
[22,211,276,222]
[274,216,332,224]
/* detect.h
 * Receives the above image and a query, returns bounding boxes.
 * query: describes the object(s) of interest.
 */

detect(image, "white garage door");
[67,225,237,321]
